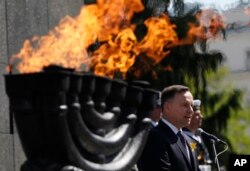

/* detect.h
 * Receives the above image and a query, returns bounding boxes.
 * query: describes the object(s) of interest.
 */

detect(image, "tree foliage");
[128,0,245,154]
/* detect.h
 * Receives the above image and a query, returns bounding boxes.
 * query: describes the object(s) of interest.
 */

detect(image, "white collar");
[161,118,180,135]
[184,130,202,143]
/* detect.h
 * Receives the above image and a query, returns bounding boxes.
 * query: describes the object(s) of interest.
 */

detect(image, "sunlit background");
[0,0,250,170]
[185,0,250,161]
[185,0,250,100]
[185,0,246,10]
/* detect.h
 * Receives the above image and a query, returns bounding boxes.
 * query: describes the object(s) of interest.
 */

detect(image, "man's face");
[163,91,194,129]
[190,110,203,129]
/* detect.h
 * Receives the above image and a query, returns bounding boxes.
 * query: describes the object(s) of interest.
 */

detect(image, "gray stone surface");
[0,63,10,133]
[6,0,48,73]
[67,0,84,17]
[0,0,7,63]
[48,0,83,29]
[6,0,27,57]
[13,125,26,171]
[0,133,14,171]
[23,0,49,38]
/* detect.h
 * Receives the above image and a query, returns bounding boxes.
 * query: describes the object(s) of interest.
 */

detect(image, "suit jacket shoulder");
[138,120,200,171]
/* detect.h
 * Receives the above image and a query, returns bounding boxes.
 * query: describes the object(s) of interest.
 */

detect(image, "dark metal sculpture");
[4,67,158,171]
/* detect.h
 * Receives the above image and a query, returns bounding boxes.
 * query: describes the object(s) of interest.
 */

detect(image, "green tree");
[132,0,243,133]
[87,0,246,158]
[128,0,245,164]
[226,106,250,154]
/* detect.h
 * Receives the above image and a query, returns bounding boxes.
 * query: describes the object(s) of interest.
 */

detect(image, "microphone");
[197,128,227,145]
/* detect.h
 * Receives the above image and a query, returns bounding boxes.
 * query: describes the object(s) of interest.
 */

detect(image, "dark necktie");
[177,131,190,161]
[178,131,186,146]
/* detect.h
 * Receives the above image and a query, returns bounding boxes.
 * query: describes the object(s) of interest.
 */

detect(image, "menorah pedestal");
[4,67,157,171]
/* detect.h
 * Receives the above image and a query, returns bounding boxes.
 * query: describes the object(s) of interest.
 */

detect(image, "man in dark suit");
[137,85,200,171]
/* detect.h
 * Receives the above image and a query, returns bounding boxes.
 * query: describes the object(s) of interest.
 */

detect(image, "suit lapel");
[157,120,195,171]
[176,138,191,163]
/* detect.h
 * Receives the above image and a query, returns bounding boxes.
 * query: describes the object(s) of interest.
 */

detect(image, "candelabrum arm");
[68,104,137,155]
[80,100,119,130]
[58,114,152,171]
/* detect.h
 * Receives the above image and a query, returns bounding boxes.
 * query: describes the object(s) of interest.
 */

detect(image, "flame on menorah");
[8,0,225,79]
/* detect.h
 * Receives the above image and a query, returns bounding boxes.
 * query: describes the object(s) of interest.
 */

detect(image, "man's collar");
[161,118,180,135]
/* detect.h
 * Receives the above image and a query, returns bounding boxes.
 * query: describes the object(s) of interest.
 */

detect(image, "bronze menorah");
[4,66,158,171]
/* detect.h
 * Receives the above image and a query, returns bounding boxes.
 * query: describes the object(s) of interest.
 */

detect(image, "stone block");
[0,0,7,63]
[0,133,14,171]
[0,63,10,133]
[6,0,48,70]
[48,0,83,29]
[6,0,28,56]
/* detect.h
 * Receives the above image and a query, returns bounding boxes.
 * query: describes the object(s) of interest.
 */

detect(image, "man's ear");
[163,101,170,112]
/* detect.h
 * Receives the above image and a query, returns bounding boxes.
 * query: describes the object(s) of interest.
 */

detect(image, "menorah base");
[21,160,139,171]
[21,160,65,171]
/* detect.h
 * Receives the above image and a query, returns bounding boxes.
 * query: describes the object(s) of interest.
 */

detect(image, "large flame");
[137,14,178,64]
[10,4,100,73]
[91,28,139,78]
[244,5,250,26]
[8,0,225,78]
[187,9,225,42]
[91,14,178,78]
[9,0,144,75]
[244,5,250,16]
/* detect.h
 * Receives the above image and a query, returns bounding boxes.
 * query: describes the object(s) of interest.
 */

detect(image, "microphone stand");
[211,139,221,171]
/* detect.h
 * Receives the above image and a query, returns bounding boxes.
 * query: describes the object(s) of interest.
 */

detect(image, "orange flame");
[8,0,223,78]
[185,9,225,43]
[9,0,144,74]
[10,5,101,73]
[244,5,250,16]
[92,28,138,78]
[137,14,178,64]
[94,0,144,41]
[91,13,178,78]
[244,6,250,26]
